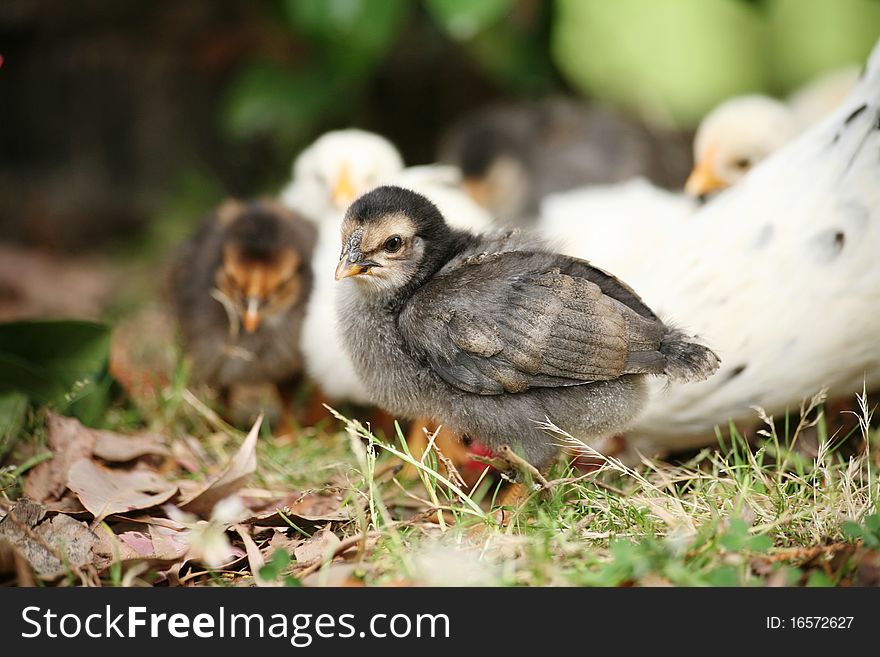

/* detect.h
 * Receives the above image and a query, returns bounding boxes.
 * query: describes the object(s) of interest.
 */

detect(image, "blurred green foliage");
[0,392,28,460]
[220,0,555,159]
[554,0,768,127]
[222,0,410,153]
[0,321,113,440]
[555,0,880,127]
[219,0,880,157]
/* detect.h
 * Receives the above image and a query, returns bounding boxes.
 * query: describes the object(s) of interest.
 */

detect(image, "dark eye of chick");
[384,235,402,253]
[734,157,752,170]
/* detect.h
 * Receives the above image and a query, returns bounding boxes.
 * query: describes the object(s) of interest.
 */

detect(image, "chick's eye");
[733,157,752,170]
[384,236,402,253]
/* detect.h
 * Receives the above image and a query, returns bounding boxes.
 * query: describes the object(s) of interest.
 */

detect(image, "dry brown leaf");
[24,413,95,503]
[302,563,363,587]
[294,526,340,565]
[233,525,277,587]
[0,498,98,579]
[0,538,37,586]
[92,524,187,565]
[179,415,262,515]
[244,490,349,529]
[268,529,302,553]
[67,459,178,523]
[93,430,169,462]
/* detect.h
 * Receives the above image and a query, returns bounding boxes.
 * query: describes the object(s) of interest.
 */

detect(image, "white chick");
[686,66,859,198]
[281,129,404,225]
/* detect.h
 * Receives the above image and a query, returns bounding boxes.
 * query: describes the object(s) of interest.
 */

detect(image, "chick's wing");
[399,251,663,395]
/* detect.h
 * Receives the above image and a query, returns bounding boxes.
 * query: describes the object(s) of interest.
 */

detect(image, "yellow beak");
[335,258,369,281]
[462,176,490,208]
[332,162,357,209]
[684,146,728,197]
[243,297,261,333]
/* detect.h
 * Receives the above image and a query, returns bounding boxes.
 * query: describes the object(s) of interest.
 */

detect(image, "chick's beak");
[335,256,373,281]
[332,163,357,209]
[684,146,727,197]
[243,296,262,333]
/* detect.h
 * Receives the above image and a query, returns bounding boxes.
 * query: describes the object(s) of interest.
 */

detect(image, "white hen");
[625,43,880,451]
[284,130,494,404]
[538,177,697,277]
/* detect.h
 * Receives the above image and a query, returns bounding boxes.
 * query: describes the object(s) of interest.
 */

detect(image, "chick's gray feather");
[399,250,671,396]
[339,186,718,469]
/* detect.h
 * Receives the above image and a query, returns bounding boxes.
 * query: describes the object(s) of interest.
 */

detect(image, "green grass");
[242,388,878,587]
[3,354,878,586]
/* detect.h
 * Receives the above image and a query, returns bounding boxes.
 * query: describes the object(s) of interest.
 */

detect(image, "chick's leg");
[276,378,302,441]
[404,419,471,481]
[299,385,330,427]
[494,445,553,526]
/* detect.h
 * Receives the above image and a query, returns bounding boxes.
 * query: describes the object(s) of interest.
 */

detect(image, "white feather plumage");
[624,49,880,450]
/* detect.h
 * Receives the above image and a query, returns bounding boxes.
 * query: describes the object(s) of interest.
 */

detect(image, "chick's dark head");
[215,200,306,333]
[335,186,458,294]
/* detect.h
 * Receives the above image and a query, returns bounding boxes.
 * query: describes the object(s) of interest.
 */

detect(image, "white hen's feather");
[537,178,696,276]
[626,46,880,450]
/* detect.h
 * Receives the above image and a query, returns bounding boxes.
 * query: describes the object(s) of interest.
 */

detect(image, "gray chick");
[170,199,316,400]
[335,186,718,473]
[439,97,692,225]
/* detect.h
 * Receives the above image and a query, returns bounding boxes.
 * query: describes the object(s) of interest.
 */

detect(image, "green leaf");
[706,565,739,587]
[283,574,303,587]
[719,518,749,552]
[0,321,111,405]
[0,391,28,459]
[258,548,292,582]
[221,64,342,149]
[842,520,864,541]
[459,5,557,93]
[806,570,834,587]
[746,533,773,553]
[282,0,408,74]
[424,0,512,41]
[270,548,292,570]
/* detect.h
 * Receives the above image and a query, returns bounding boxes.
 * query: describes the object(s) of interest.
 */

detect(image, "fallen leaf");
[117,530,156,557]
[67,459,178,523]
[0,538,37,586]
[0,498,98,579]
[294,526,340,565]
[244,490,349,529]
[179,415,262,515]
[268,529,302,553]
[4,498,45,525]
[100,525,190,565]
[170,436,204,474]
[234,525,277,587]
[24,413,95,503]
[302,563,363,587]
[93,430,169,462]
